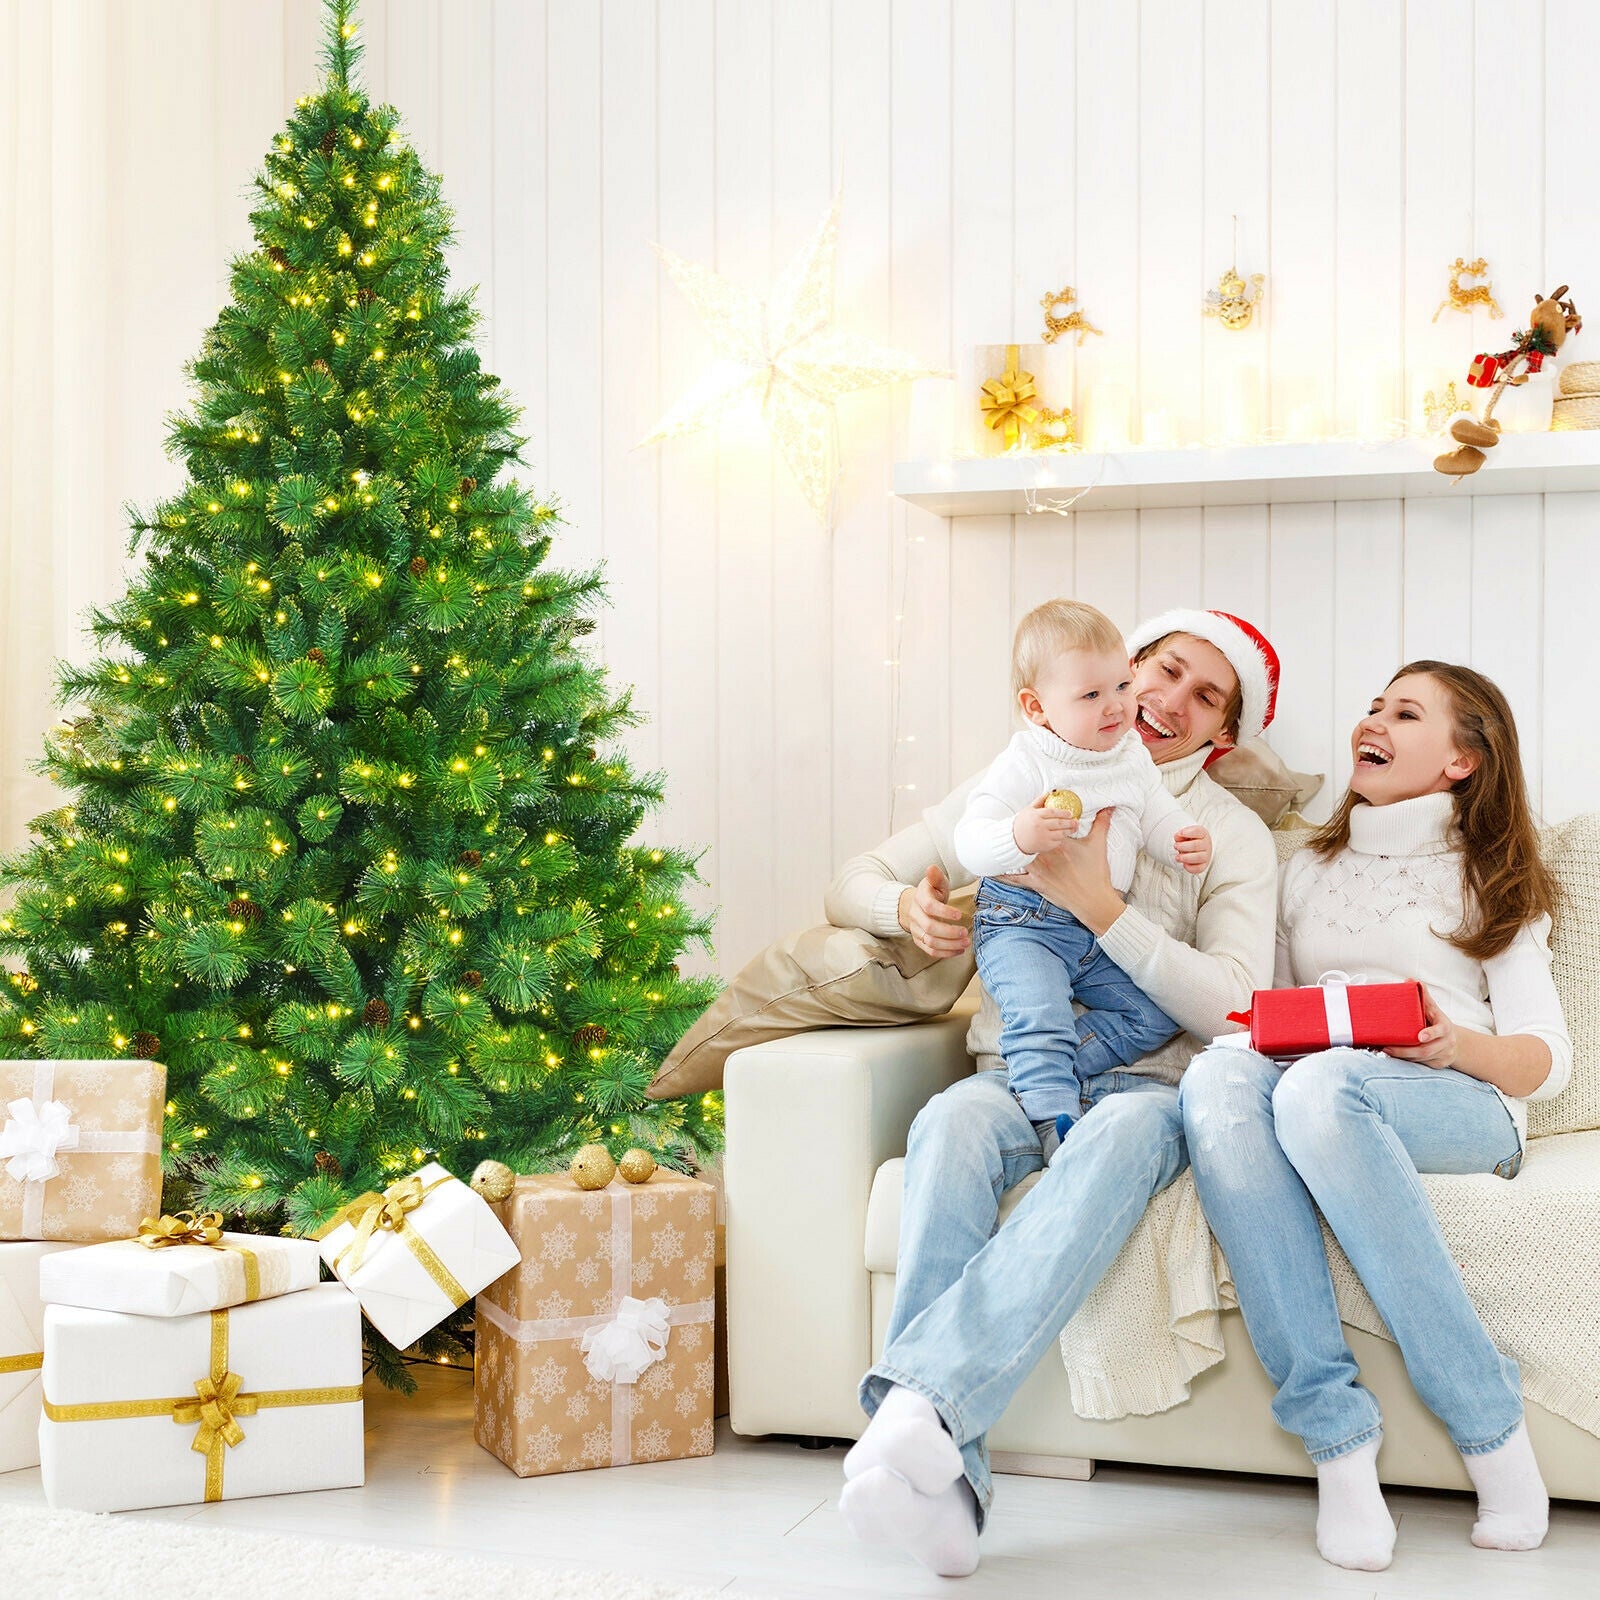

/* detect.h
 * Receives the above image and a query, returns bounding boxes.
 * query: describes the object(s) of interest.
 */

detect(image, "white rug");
[0,1502,752,1600]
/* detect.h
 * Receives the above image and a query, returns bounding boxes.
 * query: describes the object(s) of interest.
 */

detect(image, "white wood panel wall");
[7,0,1600,981]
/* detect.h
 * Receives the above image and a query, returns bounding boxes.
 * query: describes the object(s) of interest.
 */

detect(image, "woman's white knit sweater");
[1276,790,1572,1141]
[825,745,1278,1086]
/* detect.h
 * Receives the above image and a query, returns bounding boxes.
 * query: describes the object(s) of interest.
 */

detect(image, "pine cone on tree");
[226,897,263,926]
[461,970,483,991]
[266,245,290,270]
[314,1149,342,1179]
[357,287,376,305]
[362,997,391,1028]
[306,647,327,666]
[320,129,337,154]
[409,556,428,577]
[457,849,481,867]
[310,358,333,375]
[129,1031,162,1060]
[575,1023,609,1049]
[458,476,477,495]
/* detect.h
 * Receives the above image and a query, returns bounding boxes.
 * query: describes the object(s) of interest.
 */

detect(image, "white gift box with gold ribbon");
[1,1241,81,1473]
[39,1281,364,1512]
[314,1161,520,1349]
[40,1213,322,1317]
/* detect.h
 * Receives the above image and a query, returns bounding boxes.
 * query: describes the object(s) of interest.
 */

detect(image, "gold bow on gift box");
[136,1210,262,1303]
[42,1308,361,1502]
[314,1173,466,1307]
[980,344,1040,448]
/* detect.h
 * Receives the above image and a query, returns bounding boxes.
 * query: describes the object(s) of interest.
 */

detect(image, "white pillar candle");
[1222,363,1261,446]
[1141,408,1175,449]
[1084,382,1132,452]
[906,378,956,460]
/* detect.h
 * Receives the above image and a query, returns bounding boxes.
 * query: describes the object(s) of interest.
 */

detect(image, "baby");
[954,599,1212,1145]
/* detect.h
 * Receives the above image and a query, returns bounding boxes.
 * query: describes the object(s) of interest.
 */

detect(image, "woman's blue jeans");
[1179,1044,1524,1463]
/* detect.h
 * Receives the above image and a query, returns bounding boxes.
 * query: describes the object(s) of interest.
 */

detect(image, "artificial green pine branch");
[0,0,721,1383]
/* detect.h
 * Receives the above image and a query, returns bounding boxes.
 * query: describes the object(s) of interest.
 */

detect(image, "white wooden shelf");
[893,432,1600,515]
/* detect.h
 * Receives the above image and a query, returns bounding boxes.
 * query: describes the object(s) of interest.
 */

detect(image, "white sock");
[843,1384,964,1495]
[1463,1422,1549,1551]
[839,1464,980,1578]
[1314,1439,1395,1571]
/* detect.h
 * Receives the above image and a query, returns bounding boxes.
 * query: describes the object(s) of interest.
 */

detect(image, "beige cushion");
[1206,740,1323,826]
[1274,813,1600,1138]
[646,906,978,1100]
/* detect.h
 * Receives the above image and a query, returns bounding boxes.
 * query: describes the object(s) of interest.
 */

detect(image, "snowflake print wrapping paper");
[473,1170,717,1476]
[0,1061,165,1241]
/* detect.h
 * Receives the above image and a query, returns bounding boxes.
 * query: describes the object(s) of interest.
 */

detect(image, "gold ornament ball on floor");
[570,1144,616,1190]
[470,1158,516,1203]
[618,1148,657,1185]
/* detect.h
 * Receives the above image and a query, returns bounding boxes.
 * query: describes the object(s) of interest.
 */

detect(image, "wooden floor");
[4,1365,1599,1599]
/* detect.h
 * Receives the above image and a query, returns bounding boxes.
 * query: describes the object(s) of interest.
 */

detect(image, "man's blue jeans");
[1180,1044,1525,1464]
[860,1067,1188,1528]
[973,877,1178,1124]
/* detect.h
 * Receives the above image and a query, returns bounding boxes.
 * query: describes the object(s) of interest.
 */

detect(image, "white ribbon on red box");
[1316,970,1369,1050]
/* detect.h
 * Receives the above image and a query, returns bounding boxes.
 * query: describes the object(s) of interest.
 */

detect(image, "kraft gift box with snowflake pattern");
[473,1170,717,1476]
[0,1061,166,1241]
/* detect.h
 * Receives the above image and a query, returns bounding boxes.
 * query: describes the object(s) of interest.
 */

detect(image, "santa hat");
[1124,609,1281,744]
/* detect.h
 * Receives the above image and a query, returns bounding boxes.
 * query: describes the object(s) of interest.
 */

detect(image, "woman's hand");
[897,865,970,959]
[1385,984,1459,1069]
[1001,809,1125,937]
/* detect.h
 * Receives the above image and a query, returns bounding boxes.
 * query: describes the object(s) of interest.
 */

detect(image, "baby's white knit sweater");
[954,725,1198,890]
[1277,790,1572,1142]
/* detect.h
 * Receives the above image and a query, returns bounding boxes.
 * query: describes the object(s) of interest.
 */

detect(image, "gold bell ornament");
[570,1144,617,1190]
[470,1158,516,1203]
[618,1148,657,1185]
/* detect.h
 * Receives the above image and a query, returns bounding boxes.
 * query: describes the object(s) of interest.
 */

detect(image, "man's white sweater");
[825,745,1278,1086]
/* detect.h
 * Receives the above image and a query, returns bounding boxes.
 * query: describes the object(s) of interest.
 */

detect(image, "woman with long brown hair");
[1179,662,1571,1573]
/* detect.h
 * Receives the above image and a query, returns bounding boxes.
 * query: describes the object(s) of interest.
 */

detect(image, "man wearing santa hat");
[825,608,1283,1577]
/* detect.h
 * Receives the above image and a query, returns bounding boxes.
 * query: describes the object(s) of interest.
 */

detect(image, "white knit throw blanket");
[1058,1132,1600,1437]
[1059,810,1600,1437]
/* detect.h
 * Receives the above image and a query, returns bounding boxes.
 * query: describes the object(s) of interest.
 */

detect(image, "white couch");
[723,1006,1600,1500]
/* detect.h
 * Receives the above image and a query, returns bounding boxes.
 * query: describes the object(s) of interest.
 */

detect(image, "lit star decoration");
[641,193,947,523]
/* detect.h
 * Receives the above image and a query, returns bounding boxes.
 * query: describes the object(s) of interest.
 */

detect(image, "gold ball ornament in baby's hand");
[618,1148,657,1185]
[570,1144,617,1190]
[470,1158,516,1203]
[1045,789,1083,819]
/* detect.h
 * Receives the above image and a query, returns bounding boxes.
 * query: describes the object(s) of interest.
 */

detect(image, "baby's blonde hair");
[1011,599,1126,700]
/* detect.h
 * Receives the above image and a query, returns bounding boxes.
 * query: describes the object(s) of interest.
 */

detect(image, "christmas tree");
[0,0,719,1381]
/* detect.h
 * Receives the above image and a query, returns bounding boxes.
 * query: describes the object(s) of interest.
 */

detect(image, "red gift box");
[1227,974,1426,1059]
[1467,353,1501,388]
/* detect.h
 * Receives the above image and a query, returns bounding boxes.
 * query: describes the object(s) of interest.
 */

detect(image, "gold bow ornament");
[979,344,1040,449]
[42,1303,362,1505]
[136,1210,262,1303]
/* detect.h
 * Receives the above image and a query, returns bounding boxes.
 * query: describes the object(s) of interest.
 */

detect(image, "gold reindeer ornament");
[1040,287,1102,346]
[1433,256,1503,322]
